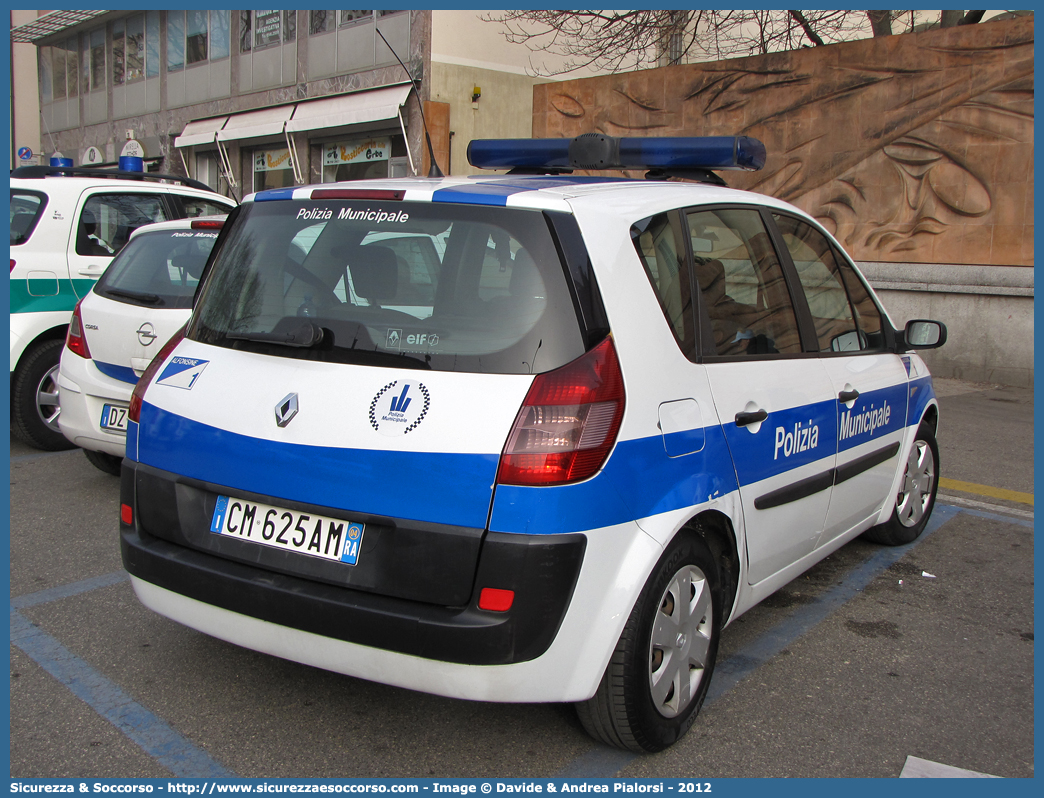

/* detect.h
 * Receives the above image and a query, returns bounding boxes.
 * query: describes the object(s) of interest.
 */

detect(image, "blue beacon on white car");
[120,135,946,752]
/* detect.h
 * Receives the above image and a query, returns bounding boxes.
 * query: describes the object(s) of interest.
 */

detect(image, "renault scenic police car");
[58,216,225,475]
[120,135,946,753]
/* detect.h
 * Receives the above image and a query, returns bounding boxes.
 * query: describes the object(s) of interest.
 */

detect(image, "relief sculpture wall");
[533,16,1033,270]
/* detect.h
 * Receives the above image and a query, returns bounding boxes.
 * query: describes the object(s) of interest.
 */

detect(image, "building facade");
[530,16,1035,386]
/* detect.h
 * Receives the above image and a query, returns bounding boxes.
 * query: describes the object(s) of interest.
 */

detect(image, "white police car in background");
[119,135,946,753]
[58,216,226,475]
[9,165,235,451]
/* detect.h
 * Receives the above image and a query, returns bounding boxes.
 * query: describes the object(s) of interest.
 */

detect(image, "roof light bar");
[468,134,766,173]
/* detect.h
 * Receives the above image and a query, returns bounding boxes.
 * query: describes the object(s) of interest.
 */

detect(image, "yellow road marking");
[938,477,1034,506]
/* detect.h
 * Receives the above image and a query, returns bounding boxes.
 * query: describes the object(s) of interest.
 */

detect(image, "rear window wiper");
[226,320,324,348]
[103,287,165,306]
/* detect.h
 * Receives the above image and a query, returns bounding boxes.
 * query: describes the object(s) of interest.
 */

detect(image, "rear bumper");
[120,461,586,667]
[57,354,133,456]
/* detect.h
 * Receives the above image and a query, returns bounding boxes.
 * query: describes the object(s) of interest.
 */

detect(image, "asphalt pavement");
[8,377,1034,779]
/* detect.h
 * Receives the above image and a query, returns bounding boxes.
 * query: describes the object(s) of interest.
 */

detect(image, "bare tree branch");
[483,9,880,75]
[788,10,825,46]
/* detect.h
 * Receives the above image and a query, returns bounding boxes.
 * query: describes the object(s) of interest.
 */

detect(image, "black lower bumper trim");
[120,464,585,666]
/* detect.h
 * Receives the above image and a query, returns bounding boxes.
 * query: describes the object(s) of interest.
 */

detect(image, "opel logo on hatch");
[275,393,299,428]
[136,322,158,347]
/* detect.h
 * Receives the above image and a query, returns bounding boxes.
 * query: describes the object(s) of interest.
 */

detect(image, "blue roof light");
[468,134,766,173]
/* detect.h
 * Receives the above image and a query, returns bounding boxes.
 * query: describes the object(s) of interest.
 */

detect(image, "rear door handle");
[735,409,768,427]
[838,389,860,403]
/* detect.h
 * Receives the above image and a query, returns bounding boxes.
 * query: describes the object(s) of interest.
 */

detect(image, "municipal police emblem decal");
[369,379,430,436]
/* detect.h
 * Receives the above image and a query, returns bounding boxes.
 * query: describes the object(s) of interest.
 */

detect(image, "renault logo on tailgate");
[275,393,299,427]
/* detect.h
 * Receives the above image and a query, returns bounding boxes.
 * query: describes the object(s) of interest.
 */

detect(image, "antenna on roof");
[376,28,444,178]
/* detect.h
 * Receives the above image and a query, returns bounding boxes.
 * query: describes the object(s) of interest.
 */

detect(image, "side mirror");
[903,319,947,350]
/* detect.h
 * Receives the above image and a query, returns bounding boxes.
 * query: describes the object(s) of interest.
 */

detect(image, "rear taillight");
[496,336,625,486]
[128,326,186,423]
[65,299,92,359]
[10,259,16,273]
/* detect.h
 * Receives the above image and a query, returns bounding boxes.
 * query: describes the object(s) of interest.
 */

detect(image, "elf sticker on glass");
[369,379,430,436]
[156,356,210,390]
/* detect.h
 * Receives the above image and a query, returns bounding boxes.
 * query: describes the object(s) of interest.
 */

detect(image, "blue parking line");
[10,449,81,463]
[12,571,129,610]
[556,504,964,777]
[8,503,1023,779]
[11,608,236,778]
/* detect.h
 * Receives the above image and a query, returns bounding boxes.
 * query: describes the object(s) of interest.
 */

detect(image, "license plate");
[210,496,364,565]
[100,404,128,432]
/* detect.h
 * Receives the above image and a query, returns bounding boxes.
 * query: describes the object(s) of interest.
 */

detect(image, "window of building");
[112,13,160,83]
[169,10,230,71]
[340,11,373,27]
[321,137,393,182]
[186,11,208,65]
[89,28,106,91]
[309,11,330,34]
[240,10,296,52]
[253,148,296,192]
[40,36,79,103]
[309,10,405,35]
[145,11,160,77]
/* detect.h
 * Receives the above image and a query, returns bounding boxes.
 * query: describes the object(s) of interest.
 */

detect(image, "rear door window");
[94,228,220,309]
[687,207,802,357]
[10,190,47,245]
[189,200,589,375]
[76,193,169,256]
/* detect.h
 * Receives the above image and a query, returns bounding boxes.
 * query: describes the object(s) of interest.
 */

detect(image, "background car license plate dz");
[210,496,364,565]
[100,404,128,431]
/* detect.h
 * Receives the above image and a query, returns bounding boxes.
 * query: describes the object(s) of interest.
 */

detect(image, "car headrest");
[509,249,544,298]
[347,245,398,301]
[695,258,727,305]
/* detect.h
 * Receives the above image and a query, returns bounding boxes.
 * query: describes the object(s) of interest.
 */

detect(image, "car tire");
[83,448,123,476]
[576,530,722,753]
[861,422,939,546]
[12,339,76,452]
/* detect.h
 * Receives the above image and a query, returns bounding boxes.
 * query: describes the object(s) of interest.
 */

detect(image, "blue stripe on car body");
[135,402,500,530]
[94,360,139,385]
[835,382,909,454]
[907,376,936,426]
[252,188,297,202]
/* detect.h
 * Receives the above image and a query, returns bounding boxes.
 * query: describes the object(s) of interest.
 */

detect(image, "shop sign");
[254,149,293,172]
[323,138,390,167]
[121,140,145,158]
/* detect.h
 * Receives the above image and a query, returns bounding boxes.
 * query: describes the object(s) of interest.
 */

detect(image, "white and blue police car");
[120,135,946,752]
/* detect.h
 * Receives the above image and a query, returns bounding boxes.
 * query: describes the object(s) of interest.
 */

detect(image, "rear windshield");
[187,200,587,374]
[10,190,47,245]
[94,228,221,309]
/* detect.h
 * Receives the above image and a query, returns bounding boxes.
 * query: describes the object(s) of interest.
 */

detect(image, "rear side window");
[189,200,589,375]
[631,212,696,358]
[76,193,169,256]
[10,190,47,245]
[176,195,234,218]
[94,228,220,309]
